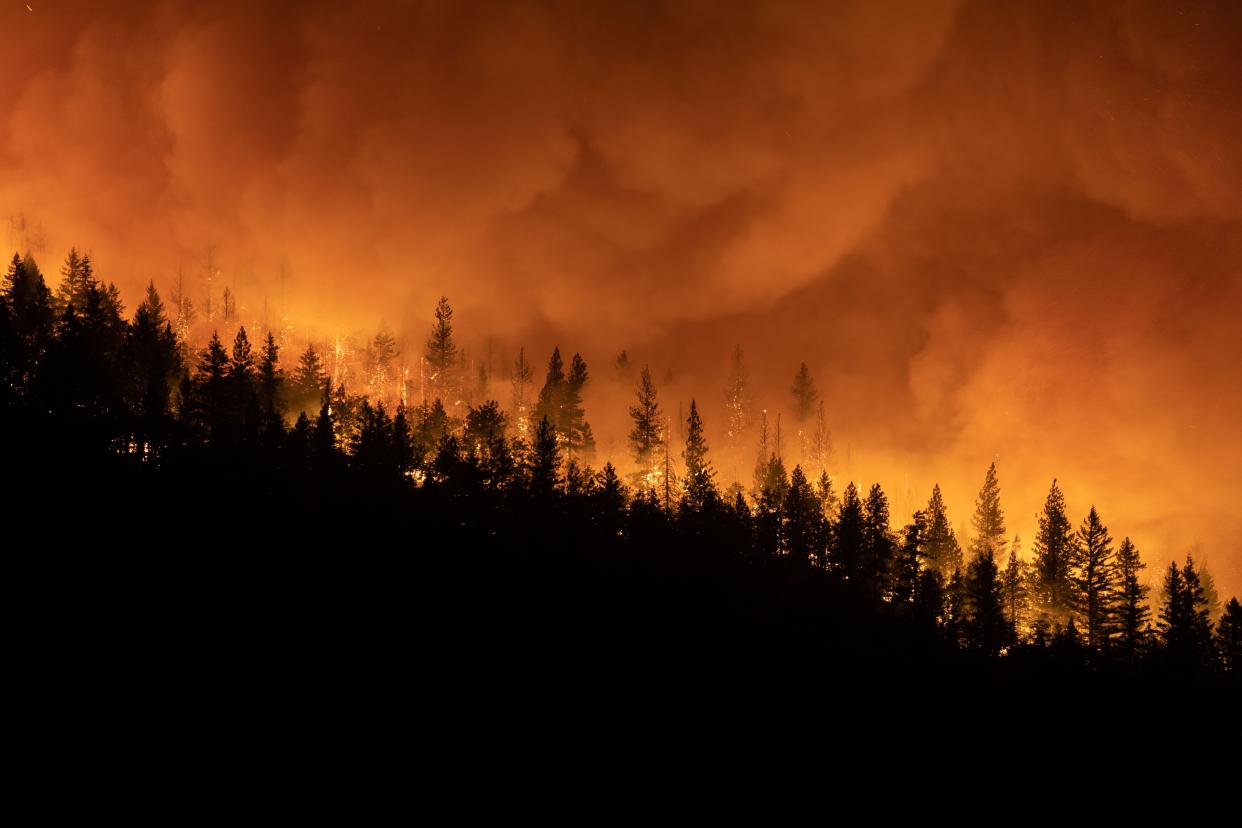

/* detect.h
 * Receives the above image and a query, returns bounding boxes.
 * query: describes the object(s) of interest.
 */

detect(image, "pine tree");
[1114,537,1150,664]
[943,567,968,648]
[681,400,718,512]
[564,353,594,459]
[754,453,788,558]
[966,550,1007,655]
[195,332,230,442]
[1031,479,1077,620]
[222,286,237,324]
[783,465,822,566]
[831,481,864,581]
[391,403,416,474]
[923,484,962,577]
[55,248,95,316]
[790,362,817,462]
[1158,555,1215,670]
[229,327,256,383]
[892,510,927,605]
[533,347,565,435]
[969,462,1006,560]
[1001,534,1029,640]
[291,344,327,414]
[124,281,182,424]
[529,415,561,497]
[628,366,663,481]
[1216,597,1241,674]
[814,469,837,522]
[4,253,54,380]
[367,324,400,400]
[593,462,627,540]
[424,296,458,404]
[257,332,284,415]
[1072,506,1117,652]
[862,483,895,606]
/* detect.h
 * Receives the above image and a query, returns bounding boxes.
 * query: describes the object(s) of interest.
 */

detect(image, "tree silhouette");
[291,344,327,415]
[628,366,663,480]
[425,296,458,404]
[1001,535,1029,640]
[1032,479,1077,621]
[680,400,718,513]
[969,462,1006,560]
[924,484,961,577]
[783,465,822,566]
[1216,597,1241,674]
[831,482,865,583]
[1158,555,1215,671]
[1113,537,1150,664]
[1073,506,1117,652]
[862,483,895,606]
[966,550,1007,655]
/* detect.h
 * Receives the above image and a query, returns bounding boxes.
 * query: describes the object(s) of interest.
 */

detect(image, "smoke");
[2,0,1239,596]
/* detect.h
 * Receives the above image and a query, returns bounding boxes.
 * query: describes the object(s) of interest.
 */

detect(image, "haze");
[2,0,1239,596]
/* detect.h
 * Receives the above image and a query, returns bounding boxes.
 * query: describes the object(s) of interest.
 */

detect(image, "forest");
[3,248,1238,692]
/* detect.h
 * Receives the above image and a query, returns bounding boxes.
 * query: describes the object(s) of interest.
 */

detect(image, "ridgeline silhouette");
[3,250,1238,692]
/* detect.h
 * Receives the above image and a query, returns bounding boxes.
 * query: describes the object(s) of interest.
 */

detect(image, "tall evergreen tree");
[564,353,594,459]
[966,550,1007,655]
[831,482,864,582]
[680,400,718,512]
[291,344,327,414]
[969,462,1006,560]
[4,253,54,381]
[533,346,565,434]
[783,465,822,566]
[862,483,895,606]
[1073,506,1117,652]
[1216,597,1241,674]
[424,296,458,404]
[754,453,788,558]
[790,362,817,422]
[1114,537,1150,664]
[257,332,284,415]
[529,415,562,497]
[1001,534,1029,640]
[194,332,231,443]
[124,282,182,424]
[54,248,94,316]
[923,484,962,577]
[943,567,969,648]
[1157,555,1215,670]
[892,510,927,605]
[628,366,663,479]
[814,469,837,522]
[1031,479,1077,621]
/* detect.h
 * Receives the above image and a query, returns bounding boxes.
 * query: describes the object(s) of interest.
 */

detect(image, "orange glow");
[0,1,1239,598]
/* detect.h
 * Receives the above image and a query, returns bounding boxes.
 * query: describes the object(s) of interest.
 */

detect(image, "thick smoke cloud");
[2,0,1239,595]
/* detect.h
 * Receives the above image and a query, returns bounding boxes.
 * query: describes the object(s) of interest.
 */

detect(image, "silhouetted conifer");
[628,366,663,475]
[1114,537,1150,664]
[862,483,895,606]
[1032,479,1077,620]
[923,484,961,577]
[969,462,1006,560]
[1072,506,1117,652]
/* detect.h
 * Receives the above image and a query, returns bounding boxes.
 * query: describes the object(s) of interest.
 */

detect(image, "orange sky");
[2,0,1240,600]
